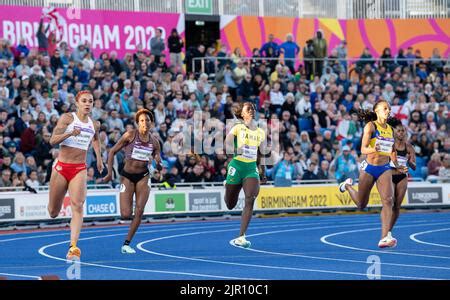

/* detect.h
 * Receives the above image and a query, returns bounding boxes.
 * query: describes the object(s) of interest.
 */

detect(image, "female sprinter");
[388,118,416,241]
[339,99,400,248]
[48,90,104,260]
[224,102,266,248]
[103,109,162,254]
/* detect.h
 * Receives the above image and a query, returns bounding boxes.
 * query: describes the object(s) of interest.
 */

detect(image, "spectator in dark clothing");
[168,28,184,73]
[260,34,279,58]
[19,120,37,156]
[50,49,64,72]
[237,74,255,103]
[150,28,165,63]
[13,112,31,138]
[35,131,53,167]
[186,44,206,74]
[302,162,318,180]
[36,17,50,55]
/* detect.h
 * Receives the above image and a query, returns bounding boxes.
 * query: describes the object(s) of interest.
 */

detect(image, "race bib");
[390,156,408,168]
[131,145,153,161]
[228,166,237,176]
[375,137,394,153]
[241,145,258,160]
[360,160,368,171]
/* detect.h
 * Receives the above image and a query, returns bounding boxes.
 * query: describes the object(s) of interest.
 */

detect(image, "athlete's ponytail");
[357,99,389,123]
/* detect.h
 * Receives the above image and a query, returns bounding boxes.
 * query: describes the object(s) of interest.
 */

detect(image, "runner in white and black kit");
[103,109,162,253]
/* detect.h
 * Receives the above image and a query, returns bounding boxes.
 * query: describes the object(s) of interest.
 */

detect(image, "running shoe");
[121,245,136,254]
[387,232,397,248]
[339,178,353,193]
[232,235,251,248]
[66,246,81,260]
[378,236,397,248]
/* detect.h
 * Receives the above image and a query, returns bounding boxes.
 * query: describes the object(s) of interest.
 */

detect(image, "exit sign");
[186,0,213,15]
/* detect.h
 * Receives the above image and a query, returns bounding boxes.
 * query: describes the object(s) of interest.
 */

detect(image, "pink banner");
[0,5,183,58]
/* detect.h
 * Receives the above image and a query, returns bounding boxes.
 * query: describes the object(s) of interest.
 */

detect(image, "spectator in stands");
[36,16,50,55]
[427,152,443,176]
[16,38,30,58]
[168,28,184,73]
[331,145,358,183]
[273,150,296,186]
[312,30,327,77]
[279,33,300,75]
[260,33,279,59]
[0,168,12,188]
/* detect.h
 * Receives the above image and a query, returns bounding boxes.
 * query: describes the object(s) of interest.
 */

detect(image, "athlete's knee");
[47,206,59,218]
[382,195,394,206]
[225,198,236,210]
[70,201,84,213]
[245,195,257,206]
[134,206,145,217]
[121,209,132,220]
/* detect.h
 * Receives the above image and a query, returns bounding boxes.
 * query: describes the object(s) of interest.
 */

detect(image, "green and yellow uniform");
[226,122,266,185]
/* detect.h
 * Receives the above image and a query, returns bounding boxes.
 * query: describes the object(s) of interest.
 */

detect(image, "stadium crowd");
[0,25,449,190]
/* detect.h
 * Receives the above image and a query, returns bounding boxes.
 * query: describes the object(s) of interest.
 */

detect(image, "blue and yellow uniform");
[226,122,265,185]
[361,121,394,180]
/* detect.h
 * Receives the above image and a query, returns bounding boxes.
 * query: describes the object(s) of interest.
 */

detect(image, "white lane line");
[228,230,450,271]
[0,272,41,279]
[320,222,450,260]
[36,221,352,280]
[137,223,444,280]
[410,228,450,248]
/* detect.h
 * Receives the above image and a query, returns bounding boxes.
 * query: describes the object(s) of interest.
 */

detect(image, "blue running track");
[1,212,450,280]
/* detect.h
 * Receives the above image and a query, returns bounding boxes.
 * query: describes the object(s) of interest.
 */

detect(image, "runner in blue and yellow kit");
[225,102,267,248]
[339,99,404,248]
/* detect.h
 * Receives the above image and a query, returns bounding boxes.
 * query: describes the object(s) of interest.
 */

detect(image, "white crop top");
[60,113,95,151]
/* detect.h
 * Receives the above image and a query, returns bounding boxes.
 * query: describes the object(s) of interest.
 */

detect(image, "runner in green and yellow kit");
[225,102,267,248]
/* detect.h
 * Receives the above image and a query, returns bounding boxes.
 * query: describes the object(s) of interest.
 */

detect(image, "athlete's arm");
[92,121,104,174]
[407,143,417,171]
[102,130,133,182]
[360,122,380,155]
[257,149,267,184]
[49,113,77,146]
[151,134,163,170]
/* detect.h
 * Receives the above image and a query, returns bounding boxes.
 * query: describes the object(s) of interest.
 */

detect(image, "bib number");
[376,138,394,153]
[360,160,368,171]
[241,145,258,160]
[131,146,152,161]
[228,166,237,176]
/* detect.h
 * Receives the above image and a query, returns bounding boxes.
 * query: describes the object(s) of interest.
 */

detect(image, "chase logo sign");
[408,187,442,204]
[86,195,117,216]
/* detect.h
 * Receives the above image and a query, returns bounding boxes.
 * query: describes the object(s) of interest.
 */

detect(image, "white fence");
[0,0,448,18]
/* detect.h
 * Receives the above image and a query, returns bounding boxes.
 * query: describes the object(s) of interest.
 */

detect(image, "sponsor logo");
[86,195,117,215]
[0,199,15,219]
[189,192,221,211]
[408,187,442,204]
[155,194,185,212]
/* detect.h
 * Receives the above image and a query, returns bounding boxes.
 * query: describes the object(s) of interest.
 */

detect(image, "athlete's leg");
[224,184,243,210]
[67,169,87,248]
[239,178,260,237]
[345,171,375,209]
[390,177,408,232]
[376,170,394,239]
[47,169,69,218]
[119,177,136,220]
[125,176,150,243]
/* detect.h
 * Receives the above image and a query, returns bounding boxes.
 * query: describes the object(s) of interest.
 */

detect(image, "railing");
[191,56,444,77]
[0,0,448,18]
